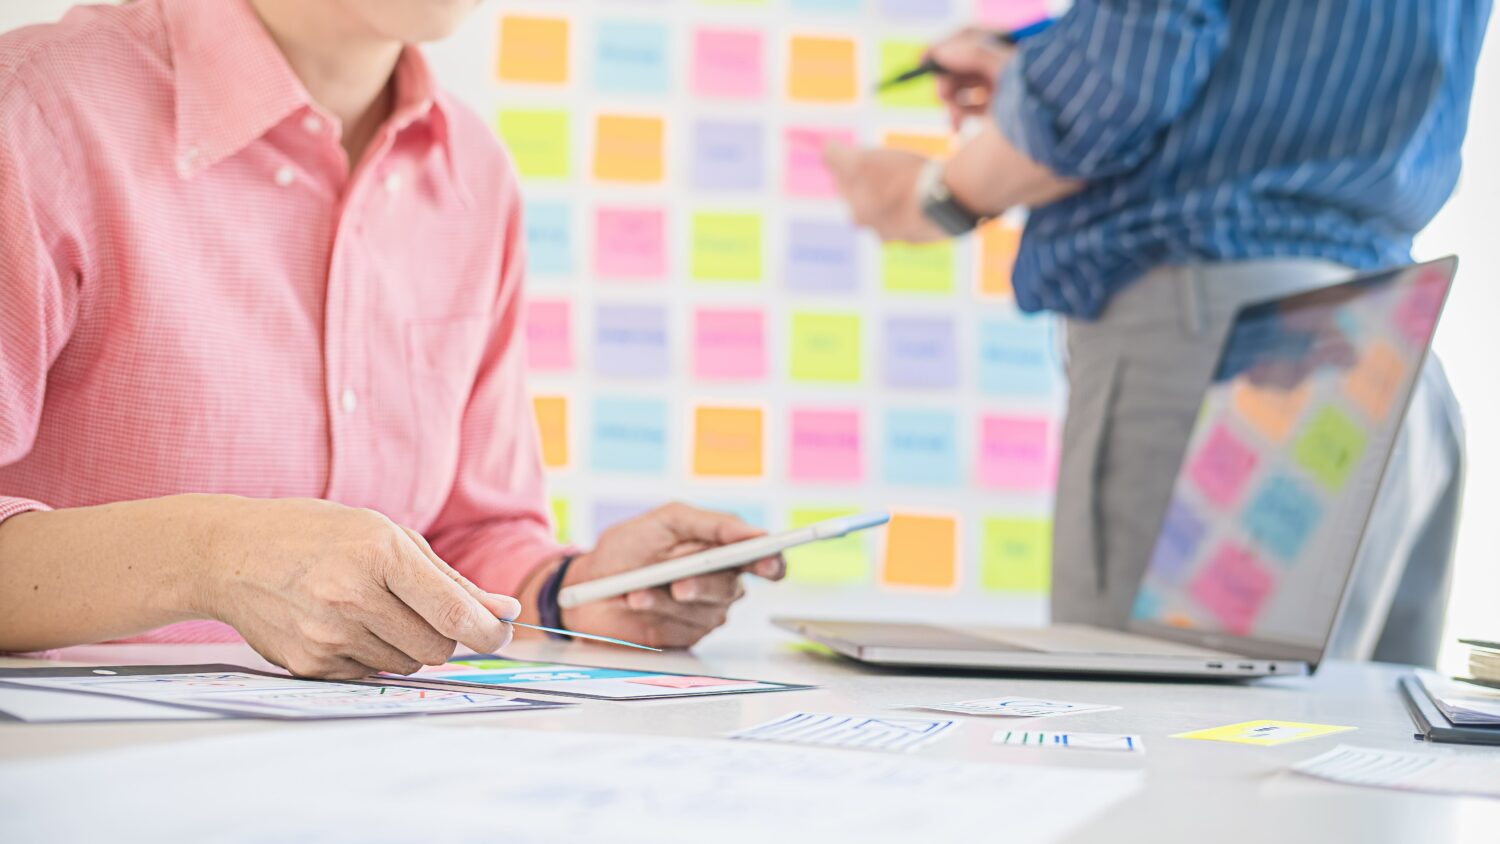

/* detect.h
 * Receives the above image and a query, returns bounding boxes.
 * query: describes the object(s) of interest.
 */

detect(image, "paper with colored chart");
[0,665,567,720]
[729,712,958,753]
[995,730,1145,752]
[1290,744,1500,799]
[900,696,1121,719]
[1172,720,1356,746]
[381,656,812,700]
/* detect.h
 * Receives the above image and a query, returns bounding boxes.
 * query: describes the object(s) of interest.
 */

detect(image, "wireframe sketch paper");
[899,696,1120,718]
[728,712,957,752]
[383,656,812,700]
[1291,744,1500,799]
[995,730,1144,752]
[0,723,1144,843]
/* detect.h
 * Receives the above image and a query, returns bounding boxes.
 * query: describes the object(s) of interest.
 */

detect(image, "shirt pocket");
[404,315,489,517]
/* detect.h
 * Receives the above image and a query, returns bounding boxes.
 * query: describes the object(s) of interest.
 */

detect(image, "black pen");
[876,18,1055,92]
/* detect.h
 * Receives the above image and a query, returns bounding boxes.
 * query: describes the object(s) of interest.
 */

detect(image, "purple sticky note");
[592,500,653,540]
[1148,499,1208,582]
[878,0,952,19]
[595,304,669,378]
[784,218,859,293]
[883,316,959,389]
[692,120,764,191]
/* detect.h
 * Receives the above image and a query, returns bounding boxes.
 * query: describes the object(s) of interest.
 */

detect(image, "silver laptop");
[777,258,1458,679]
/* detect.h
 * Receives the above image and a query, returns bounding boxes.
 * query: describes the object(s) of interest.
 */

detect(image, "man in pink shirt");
[0,0,783,678]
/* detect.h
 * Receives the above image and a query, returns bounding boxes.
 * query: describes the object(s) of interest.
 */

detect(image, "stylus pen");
[503,619,661,652]
[876,18,1055,91]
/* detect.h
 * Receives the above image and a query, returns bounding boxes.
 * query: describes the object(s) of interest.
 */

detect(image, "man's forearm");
[945,122,1084,218]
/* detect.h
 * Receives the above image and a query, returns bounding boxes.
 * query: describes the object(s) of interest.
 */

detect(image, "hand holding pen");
[878,20,1053,132]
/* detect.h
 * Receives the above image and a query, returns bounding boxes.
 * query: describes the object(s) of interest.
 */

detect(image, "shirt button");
[384,172,402,193]
[301,113,323,134]
[176,146,200,178]
[274,165,296,187]
[340,387,358,415]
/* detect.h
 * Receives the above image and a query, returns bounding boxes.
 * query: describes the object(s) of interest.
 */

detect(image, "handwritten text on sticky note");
[591,397,668,474]
[693,28,764,98]
[977,415,1054,491]
[595,304,669,378]
[497,110,569,179]
[691,212,762,282]
[787,35,858,102]
[594,207,666,280]
[789,408,862,483]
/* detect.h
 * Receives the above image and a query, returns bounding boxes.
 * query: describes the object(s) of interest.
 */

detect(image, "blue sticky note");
[525,202,572,277]
[1147,498,1207,582]
[979,316,1061,396]
[785,218,859,293]
[594,20,670,94]
[1131,588,1162,621]
[692,120,764,191]
[592,499,654,539]
[882,409,960,486]
[1242,475,1323,562]
[878,0,952,18]
[590,397,668,473]
[884,316,959,389]
[595,304,670,378]
[699,501,770,529]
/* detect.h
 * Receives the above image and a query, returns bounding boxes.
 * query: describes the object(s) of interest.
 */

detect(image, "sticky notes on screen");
[1293,406,1367,492]
[693,28,764,99]
[1393,269,1448,348]
[979,317,1059,397]
[1187,541,1273,636]
[883,409,960,487]
[1342,340,1406,422]
[594,20,670,94]
[497,16,569,84]
[1233,381,1310,443]
[980,517,1051,593]
[532,396,569,468]
[977,415,1054,491]
[790,313,861,383]
[693,120,765,191]
[785,506,869,584]
[1187,423,1259,507]
[784,218,859,293]
[978,219,1022,297]
[693,308,766,381]
[883,315,958,389]
[1242,475,1322,561]
[591,397,668,474]
[524,300,572,371]
[593,115,664,183]
[497,110,569,179]
[1147,499,1207,582]
[785,127,857,197]
[691,212,762,282]
[595,304,669,378]
[525,201,573,277]
[878,40,941,109]
[692,406,764,477]
[882,513,958,589]
[594,207,666,281]
[882,130,951,158]
[787,36,858,102]
[788,409,862,483]
[882,241,954,294]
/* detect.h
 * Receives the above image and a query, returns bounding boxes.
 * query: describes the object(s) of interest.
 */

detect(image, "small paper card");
[995,730,1144,752]
[730,712,957,753]
[1172,719,1357,746]
[900,696,1121,718]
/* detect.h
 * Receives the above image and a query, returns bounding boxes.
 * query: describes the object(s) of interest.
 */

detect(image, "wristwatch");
[917,158,984,236]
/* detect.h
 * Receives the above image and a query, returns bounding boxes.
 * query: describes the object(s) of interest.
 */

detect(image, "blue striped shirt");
[993,0,1491,318]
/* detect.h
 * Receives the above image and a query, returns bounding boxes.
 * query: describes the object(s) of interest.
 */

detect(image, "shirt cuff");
[0,497,50,525]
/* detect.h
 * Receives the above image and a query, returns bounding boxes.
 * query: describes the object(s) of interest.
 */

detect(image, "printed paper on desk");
[730,712,957,753]
[388,657,811,701]
[1173,719,1356,746]
[995,730,1144,752]
[1291,744,1500,799]
[901,696,1120,718]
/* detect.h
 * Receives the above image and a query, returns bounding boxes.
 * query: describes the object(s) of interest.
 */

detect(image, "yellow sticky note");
[882,130,952,159]
[496,109,570,179]
[883,241,954,294]
[882,513,958,589]
[691,212,762,282]
[878,40,941,109]
[1172,720,1357,746]
[980,517,1051,593]
[593,114,664,183]
[693,406,764,477]
[785,507,869,585]
[497,16,569,84]
[787,35,858,103]
[977,219,1022,298]
[550,497,570,543]
[790,312,861,382]
[532,395,569,468]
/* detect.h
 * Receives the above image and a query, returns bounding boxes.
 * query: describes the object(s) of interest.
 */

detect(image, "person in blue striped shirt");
[828,0,1489,665]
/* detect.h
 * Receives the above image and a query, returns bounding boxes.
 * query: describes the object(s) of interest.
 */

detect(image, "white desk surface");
[3,630,1498,843]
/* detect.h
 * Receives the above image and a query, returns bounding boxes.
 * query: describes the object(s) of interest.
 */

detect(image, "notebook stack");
[1463,638,1500,688]
[1397,640,1500,747]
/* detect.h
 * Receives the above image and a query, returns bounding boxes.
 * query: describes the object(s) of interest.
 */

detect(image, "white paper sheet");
[995,730,1144,752]
[0,723,1143,843]
[728,711,958,752]
[1291,744,1500,799]
[899,696,1121,718]
[0,687,222,723]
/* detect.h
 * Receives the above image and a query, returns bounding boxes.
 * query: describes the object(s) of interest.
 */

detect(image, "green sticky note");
[878,40,941,109]
[691,212,762,282]
[1294,406,1368,491]
[496,109,570,179]
[882,241,955,294]
[981,517,1052,593]
[785,507,869,585]
[550,497,570,543]
[790,312,861,382]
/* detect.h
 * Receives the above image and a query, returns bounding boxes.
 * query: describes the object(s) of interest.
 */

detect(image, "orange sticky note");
[882,513,958,589]
[498,16,569,84]
[693,406,764,477]
[882,130,951,159]
[1233,381,1311,443]
[977,219,1021,297]
[593,115,664,183]
[532,396,569,468]
[1343,340,1407,422]
[787,36,857,103]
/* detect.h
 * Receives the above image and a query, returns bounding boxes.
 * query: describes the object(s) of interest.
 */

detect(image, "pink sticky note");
[1187,423,1260,508]
[1392,269,1448,348]
[977,415,1054,491]
[785,127,856,197]
[1188,541,1274,636]
[524,300,572,371]
[594,207,666,281]
[692,28,763,99]
[693,308,766,381]
[627,675,746,690]
[974,0,1050,29]
[789,409,862,483]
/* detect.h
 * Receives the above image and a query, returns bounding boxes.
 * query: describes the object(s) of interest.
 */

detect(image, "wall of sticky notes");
[425,0,1064,627]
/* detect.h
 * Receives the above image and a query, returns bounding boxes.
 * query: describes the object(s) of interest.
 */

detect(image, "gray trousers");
[1052,260,1466,665]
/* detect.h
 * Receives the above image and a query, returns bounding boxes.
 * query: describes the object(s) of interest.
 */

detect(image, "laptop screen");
[1127,259,1455,657]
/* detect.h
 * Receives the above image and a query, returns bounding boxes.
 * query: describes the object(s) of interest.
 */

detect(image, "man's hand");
[558,503,785,649]
[823,142,947,243]
[927,27,1016,131]
[199,497,520,679]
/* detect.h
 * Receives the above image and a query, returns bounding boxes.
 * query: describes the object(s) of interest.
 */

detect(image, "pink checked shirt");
[0,0,563,642]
